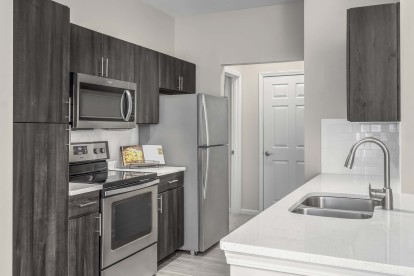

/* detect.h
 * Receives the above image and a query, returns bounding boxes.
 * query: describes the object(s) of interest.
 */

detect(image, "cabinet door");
[159,53,179,91]
[181,61,196,94]
[103,35,135,82]
[68,213,100,276]
[135,46,159,124]
[157,190,174,262]
[347,4,400,122]
[70,24,103,77]
[172,187,184,250]
[14,0,70,123]
[13,123,69,276]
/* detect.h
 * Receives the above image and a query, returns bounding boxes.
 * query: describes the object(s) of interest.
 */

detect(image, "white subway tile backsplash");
[321,119,399,186]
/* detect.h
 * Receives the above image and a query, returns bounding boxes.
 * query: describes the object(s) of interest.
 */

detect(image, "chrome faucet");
[344,137,393,210]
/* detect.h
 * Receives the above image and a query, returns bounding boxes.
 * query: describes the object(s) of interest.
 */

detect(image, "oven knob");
[93,148,99,154]
[100,148,106,153]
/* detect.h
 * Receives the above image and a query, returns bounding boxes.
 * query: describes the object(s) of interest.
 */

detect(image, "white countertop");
[113,166,186,176]
[220,174,414,275]
[69,182,103,196]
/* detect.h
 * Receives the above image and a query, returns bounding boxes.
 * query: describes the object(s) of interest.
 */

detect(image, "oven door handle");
[104,179,159,197]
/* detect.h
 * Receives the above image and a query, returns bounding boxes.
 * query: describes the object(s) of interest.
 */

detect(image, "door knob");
[265,151,273,156]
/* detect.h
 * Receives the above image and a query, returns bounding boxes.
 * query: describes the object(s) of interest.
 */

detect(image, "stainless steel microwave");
[71,73,137,129]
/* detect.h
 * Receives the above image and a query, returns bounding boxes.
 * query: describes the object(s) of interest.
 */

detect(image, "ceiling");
[142,0,301,18]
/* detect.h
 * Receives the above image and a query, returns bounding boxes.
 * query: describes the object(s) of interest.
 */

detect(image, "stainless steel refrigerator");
[139,93,229,253]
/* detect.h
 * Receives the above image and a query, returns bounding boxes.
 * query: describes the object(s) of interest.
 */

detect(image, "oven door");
[101,180,158,269]
[72,73,136,129]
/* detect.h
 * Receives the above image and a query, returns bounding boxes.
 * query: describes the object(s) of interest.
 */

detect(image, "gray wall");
[227,62,304,212]
[304,0,399,182]
[400,0,414,194]
[54,0,176,55]
[0,0,13,274]
[174,1,305,97]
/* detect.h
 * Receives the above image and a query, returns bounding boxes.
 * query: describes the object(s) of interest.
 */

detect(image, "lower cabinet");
[158,186,184,262]
[68,212,100,276]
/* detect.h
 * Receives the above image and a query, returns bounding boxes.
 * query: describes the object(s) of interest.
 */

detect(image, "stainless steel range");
[69,141,159,276]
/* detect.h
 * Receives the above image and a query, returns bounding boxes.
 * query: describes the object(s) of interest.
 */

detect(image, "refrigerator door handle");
[202,95,210,146]
[203,148,210,199]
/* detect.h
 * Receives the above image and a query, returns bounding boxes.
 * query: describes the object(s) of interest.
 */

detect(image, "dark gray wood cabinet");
[157,173,184,263]
[70,24,103,77]
[347,3,400,122]
[14,0,70,123]
[135,46,160,124]
[70,24,135,82]
[159,53,196,94]
[13,123,69,276]
[103,35,135,82]
[68,212,100,276]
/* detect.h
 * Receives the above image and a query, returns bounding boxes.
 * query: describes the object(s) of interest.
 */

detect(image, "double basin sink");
[290,194,382,219]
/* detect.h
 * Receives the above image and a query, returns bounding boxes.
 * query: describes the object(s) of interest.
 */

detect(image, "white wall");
[0,0,13,274]
[175,1,304,96]
[400,0,414,194]
[304,0,399,182]
[227,62,304,212]
[54,0,175,55]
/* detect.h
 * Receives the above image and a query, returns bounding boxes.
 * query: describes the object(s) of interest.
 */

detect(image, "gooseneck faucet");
[344,137,393,210]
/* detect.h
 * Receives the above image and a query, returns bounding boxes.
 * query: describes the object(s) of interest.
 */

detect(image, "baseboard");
[240,209,260,216]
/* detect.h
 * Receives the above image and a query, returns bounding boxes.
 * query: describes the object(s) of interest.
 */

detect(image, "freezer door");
[198,94,229,147]
[198,145,229,252]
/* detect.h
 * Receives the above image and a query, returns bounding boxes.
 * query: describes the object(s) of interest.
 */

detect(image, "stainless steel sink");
[290,194,382,219]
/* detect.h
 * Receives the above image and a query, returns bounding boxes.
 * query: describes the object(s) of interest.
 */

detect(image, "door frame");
[258,71,304,211]
[223,67,242,214]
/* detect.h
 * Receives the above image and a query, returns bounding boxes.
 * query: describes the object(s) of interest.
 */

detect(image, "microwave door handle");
[120,90,127,121]
[125,90,133,121]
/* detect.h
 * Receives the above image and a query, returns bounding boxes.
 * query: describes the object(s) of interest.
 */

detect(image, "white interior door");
[263,74,304,209]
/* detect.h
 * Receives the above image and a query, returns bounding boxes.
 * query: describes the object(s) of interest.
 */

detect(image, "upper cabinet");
[70,24,134,82]
[135,46,160,124]
[159,53,196,94]
[347,3,400,122]
[14,0,70,123]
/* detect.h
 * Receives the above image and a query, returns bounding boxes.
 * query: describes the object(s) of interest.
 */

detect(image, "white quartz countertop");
[221,174,414,275]
[69,182,103,196]
[113,166,186,176]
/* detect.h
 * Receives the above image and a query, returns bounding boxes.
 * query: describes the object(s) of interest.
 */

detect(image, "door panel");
[70,24,103,77]
[68,213,100,276]
[198,146,229,252]
[198,94,229,147]
[14,0,70,123]
[263,75,305,209]
[103,35,135,82]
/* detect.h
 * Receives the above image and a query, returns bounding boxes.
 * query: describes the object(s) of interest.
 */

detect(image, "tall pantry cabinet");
[13,0,70,275]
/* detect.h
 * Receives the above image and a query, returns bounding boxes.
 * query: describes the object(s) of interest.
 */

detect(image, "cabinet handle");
[177,76,181,90]
[96,214,101,236]
[180,76,184,91]
[168,180,178,184]
[66,126,71,147]
[65,97,72,123]
[106,58,109,78]
[79,201,97,208]
[158,195,163,213]
[99,57,104,77]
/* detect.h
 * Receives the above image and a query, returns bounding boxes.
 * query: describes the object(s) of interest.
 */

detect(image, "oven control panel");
[69,141,109,163]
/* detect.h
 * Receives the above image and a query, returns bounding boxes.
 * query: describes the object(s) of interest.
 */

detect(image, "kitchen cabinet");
[68,212,100,276]
[347,3,400,122]
[157,172,184,262]
[14,0,70,123]
[159,53,196,94]
[70,24,134,82]
[13,123,69,276]
[70,24,103,77]
[135,46,160,124]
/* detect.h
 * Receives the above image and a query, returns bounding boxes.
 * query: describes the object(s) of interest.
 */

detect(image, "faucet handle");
[369,183,386,199]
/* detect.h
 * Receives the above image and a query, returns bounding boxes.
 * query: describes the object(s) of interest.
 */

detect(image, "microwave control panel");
[69,141,109,163]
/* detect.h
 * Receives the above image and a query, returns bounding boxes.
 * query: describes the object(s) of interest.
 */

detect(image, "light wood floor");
[156,213,254,276]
